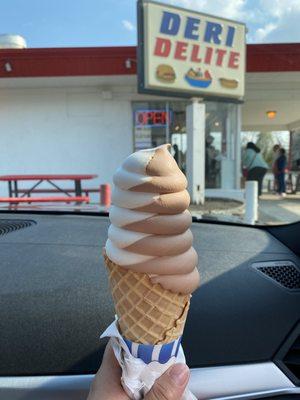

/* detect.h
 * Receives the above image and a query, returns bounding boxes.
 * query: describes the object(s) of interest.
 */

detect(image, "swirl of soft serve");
[105,144,200,295]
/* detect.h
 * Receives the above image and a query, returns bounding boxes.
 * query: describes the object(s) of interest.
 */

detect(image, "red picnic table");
[0,174,98,203]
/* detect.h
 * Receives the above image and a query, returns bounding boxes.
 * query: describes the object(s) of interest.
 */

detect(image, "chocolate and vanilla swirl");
[105,144,200,294]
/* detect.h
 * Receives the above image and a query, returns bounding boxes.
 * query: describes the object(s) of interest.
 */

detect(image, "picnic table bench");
[14,188,99,196]
[0,174,97,205]
[0,174,111,206]
[0,196,90,204]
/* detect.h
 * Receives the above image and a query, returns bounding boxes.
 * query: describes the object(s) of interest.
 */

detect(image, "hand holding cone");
[102,144,200,398]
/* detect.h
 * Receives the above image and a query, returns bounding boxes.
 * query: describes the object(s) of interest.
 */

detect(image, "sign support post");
[186,98,205,205]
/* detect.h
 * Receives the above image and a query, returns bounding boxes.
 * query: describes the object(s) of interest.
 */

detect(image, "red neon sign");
[135,110,172,127]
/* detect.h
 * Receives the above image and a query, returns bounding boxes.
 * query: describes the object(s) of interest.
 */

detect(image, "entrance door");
[205,103,238,189]
[169,101,188,174]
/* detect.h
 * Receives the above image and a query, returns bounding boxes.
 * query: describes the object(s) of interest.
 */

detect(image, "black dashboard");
[0,212,299,387]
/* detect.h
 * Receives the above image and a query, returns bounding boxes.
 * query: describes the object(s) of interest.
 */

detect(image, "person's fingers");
[87,340,129,400]
[87,341,190,400]
[145,363,190,400]
[100,341,122,381]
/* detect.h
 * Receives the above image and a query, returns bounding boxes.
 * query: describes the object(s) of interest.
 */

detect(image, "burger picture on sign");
[156,64,176,83]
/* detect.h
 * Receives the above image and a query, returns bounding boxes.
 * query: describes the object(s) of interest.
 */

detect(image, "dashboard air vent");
[253,261,300,290]
[0,219,36,235]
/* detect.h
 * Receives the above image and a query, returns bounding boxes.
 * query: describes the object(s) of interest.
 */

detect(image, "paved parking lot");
[258,194,300,224]
[189,193,300,225]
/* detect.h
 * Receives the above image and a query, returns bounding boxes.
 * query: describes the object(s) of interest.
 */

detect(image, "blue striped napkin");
[123,336,182,364]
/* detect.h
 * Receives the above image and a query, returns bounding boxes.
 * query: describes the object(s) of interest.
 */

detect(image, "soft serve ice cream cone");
[102,144,199,399]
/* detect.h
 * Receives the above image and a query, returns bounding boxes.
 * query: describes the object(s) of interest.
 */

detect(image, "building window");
[132,101,238,189]
[132,101,188,171]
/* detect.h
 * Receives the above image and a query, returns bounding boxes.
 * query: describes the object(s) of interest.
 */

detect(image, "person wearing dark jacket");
[276,148,287,197]
[272,144,280,192]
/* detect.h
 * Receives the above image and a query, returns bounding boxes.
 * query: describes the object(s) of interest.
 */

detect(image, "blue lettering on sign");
[160,11,180,35]
[225,26,235,47]
[184,17,200,40]
[204,21,222,44]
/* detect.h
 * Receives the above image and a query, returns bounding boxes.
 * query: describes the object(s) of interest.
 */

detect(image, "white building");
[0,44,299,200]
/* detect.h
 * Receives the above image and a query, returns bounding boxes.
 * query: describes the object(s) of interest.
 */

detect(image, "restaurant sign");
[137,0,246,100]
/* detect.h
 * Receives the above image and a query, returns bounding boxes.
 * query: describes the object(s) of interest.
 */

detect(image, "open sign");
[135,110,172,127]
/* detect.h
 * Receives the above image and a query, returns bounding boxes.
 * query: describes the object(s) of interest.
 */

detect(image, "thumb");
[145,363,190,400]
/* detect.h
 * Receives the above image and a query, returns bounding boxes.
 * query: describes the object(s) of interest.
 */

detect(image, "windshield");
[0,0,299,226]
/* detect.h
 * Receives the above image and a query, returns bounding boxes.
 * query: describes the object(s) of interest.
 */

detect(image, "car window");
[0,0,299,227]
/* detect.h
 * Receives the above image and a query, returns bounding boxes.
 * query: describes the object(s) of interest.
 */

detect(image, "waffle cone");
[103,252,190,345]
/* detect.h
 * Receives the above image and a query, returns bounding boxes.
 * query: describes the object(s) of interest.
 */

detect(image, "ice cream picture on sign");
[102,144,200,398]
[141,1,246,98]
[185,68,212,88]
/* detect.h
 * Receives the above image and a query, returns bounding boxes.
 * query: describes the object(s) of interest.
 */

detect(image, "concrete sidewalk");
[258,193,300,225]
[188,193,300,225]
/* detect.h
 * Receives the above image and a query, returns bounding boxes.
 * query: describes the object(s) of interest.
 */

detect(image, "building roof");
[0,43,299,78]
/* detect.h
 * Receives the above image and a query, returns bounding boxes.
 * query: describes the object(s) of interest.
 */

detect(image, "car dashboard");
[0,212,299,400]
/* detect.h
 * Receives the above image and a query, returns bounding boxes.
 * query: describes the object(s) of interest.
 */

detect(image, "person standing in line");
[275,148,287,198]
[172,144,180,164]
[172,144,186,174]
[272,144,281,192]
[243,142,269,197]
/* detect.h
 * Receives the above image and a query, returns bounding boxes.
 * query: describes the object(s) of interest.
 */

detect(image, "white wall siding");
[0,88,133,199]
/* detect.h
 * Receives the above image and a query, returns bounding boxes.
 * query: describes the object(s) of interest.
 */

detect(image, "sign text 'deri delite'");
[154,11,240,69]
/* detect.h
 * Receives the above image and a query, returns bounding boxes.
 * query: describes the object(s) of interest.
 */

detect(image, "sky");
[1,0,300,48]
